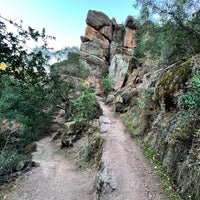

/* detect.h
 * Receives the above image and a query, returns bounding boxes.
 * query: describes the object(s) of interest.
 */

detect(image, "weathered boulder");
[105,94,115,104]
[24,142,37,154]
[125,15,137,30]
[121,56,146,89]
[109,53,134,90]
[16,160,37,172]
[81,39,109,62]
[61,121,84,148]
[85,26,110,49]
[49,110,66,133]
[114,90,135,113]
[86,10,112,30]
[48,122,62,133]
[96,154,117,199]
[85,10,114,42]
[99,116,111,133]
[99,25,113,42]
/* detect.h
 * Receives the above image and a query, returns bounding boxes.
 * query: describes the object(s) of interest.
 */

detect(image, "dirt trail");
[6,137,96,200]
[5,99,168,200]
[98,100,168,200]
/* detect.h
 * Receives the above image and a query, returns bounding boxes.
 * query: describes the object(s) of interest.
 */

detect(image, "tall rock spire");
[80,10,137,93]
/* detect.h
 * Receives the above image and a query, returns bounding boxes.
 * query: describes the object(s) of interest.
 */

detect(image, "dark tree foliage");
[0,16,63,181]
[0,16,55,79]
[51,52,90,79]
[133,0,200,65]
[0,16,61,144]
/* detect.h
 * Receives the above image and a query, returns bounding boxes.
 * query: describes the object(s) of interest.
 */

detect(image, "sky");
[0,0,139,50]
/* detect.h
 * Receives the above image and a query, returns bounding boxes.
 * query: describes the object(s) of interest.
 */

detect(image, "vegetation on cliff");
[109,2,200,198]
[134,0,200,66]
[106,1,200,199]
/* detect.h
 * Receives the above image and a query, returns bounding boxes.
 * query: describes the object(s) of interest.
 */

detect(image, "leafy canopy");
[133,0,200,65]
[0,16,61,144]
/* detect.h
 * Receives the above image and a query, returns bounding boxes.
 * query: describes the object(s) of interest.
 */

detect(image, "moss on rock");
[156,58,193,111]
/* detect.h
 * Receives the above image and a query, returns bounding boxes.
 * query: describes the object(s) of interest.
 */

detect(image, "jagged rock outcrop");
[109,50,135,90]
[80,10,137,93]
[86,10,112,31]
[124,15,137,49]
[80,9,199,199]
[111,54,200,199]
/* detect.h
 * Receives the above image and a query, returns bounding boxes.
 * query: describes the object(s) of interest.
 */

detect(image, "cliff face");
[80,10,136,92]
[107,54,200,199]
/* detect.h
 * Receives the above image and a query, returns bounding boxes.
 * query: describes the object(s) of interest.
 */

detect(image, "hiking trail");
[6,99,168,200]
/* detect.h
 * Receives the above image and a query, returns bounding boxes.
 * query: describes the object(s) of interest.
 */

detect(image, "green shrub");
[0,16,64,182]
[176,73,200,142]
[73,91,99,160]
[124,117,139,135]
[51,52,90,79]
[0,75,58,139]
[137,89,155,109]
[73,92,97,123]
[0,150,23,175]
[178,72,200,111]
[141,88,154,100]
[102,76,114,95]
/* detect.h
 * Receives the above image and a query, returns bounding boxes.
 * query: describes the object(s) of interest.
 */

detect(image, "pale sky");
[0,0,138,50]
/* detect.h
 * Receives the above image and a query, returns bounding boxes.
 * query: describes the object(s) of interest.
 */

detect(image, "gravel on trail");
[6,99,168,200]
[6,137,96,200]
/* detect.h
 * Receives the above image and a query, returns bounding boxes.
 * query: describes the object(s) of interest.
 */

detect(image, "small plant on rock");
[73,91,99,161]
[73,92,97,124]
[178,72,200,112]
[102,76,114,95]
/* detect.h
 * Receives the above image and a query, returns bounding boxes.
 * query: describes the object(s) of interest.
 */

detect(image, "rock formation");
[80,9,200,199]
[80,10,137,92]
[108,53,200,199]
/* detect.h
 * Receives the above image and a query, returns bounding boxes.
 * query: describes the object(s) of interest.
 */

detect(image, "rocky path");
[98,99,168,200]
[5,99,168,200]
[5,137,96,200]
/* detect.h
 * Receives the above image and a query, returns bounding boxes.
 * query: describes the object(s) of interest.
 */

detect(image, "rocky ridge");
[106,54,200,199]
[80,10,137,92]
